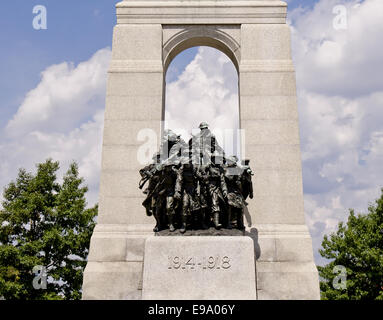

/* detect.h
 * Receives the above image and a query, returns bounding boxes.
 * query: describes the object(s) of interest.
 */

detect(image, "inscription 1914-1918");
[167,256,231,270]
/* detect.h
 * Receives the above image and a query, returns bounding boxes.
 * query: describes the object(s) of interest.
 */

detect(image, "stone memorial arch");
[82,0,320,300]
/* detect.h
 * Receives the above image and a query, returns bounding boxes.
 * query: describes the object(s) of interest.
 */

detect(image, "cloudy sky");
[1,0,382,265]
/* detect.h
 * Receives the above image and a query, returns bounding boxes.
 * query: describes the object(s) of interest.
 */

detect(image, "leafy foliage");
[318,189,383,300]
[0,159,97,300]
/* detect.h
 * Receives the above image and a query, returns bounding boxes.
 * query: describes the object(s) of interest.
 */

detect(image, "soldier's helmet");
[226,155,238,166]
[199,122,209,130]
[163,129,178,142]
[168,132,178,143]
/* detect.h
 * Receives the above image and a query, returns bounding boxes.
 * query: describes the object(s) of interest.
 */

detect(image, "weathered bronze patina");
[139,123,254,234]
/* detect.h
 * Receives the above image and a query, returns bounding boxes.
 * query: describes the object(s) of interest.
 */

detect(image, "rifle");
[139,176,150,190]
[139,165,161,189]
[142,175,166,207]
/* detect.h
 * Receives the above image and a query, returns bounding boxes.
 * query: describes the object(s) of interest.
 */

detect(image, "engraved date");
[167,255,231,270]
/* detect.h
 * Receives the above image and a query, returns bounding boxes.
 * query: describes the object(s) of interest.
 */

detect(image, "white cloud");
[291,0,383,97]
[165,46,240,156]
[289,0,383,264]
[6,48,110,137]
[0,48,111,207]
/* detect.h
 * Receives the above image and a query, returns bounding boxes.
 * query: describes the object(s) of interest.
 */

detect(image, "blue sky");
[0,0,318,127]
[1,0,383,266]
[0,1,115,128]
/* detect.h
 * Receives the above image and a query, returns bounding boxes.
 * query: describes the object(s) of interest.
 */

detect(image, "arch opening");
[164,36,240,75]
[163,45,241,160]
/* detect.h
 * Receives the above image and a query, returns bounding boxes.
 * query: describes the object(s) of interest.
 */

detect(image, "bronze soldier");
[240,159,254,201]
[139,152,159,192]
[206,159,228,229]
[194,164,210,229]
[159,129,179,161]
[175,157,196,233]
[165,134,189,166]
[140,153,163,231]
[175,157,208,233]
[224,155,247,230]
[157,163,179,232]
[189,122,226,165]
[139,125,254,234]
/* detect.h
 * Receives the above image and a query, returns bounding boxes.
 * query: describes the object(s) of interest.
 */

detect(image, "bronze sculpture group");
[139,122,254,233]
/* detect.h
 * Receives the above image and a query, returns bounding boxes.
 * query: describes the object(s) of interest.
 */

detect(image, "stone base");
[82,223,320,300]
[250,224,321,300]
[142,236,257,300]
[82,224,151,300]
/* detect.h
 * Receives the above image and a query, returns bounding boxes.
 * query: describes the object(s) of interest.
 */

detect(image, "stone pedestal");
[142,236,257,300]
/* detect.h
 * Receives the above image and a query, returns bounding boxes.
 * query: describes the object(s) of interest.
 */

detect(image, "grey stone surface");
[240,95,299,120]
[248,224,320,299]
[82,261,143,300]
[116,0,288,25]
[241,24,292,60]
[97,196,153,225]
[104,95,163,121]
[142,236,257,300]
[241,119,300,146]
[240,72,297,96]
[256,261,320,300]
[246,145,303,171]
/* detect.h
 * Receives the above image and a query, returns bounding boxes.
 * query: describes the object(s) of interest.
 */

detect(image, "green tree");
[318,189,383,300]
[0,159,97,300]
